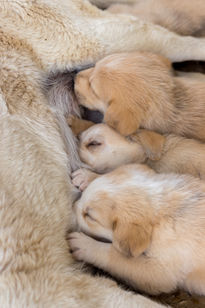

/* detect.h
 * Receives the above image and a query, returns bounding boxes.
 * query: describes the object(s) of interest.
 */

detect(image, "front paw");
[68,232,98,262]
[71,168,97,191]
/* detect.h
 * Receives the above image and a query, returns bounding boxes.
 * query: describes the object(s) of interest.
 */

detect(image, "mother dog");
[1,0,205,307]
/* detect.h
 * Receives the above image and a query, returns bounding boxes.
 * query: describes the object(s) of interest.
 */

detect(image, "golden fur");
[108,0,205,37]
[76,123,205,180]
[69,164,205,295]
[74,52,205,138]
[2,0,194,306]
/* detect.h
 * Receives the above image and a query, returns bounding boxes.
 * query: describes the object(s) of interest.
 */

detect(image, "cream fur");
[0,0,179,306]
[70,164,205,296]
[77,123,205,180]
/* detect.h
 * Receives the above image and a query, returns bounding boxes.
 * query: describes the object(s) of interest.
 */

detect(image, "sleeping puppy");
[77,123,205,181]
[69,164,205,295]
[74,52,205,139]
[108,0,205,37]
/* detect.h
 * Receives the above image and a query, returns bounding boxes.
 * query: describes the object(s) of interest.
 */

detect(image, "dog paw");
[68,232,98,262]
[71,168,98,191]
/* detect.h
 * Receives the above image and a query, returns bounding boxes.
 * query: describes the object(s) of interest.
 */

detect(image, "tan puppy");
[108,0,205,37]
[77,123,205,181]
[69,164,205,295]
[74,52,205,138]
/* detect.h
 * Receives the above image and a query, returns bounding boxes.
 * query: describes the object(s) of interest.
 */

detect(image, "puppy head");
[74,67,108,113]
[74,52,173,136]
[79,123,145,173]
[74,165,154,257]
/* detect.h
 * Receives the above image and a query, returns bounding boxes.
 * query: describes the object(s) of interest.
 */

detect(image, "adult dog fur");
[1,0,205,306]
[69,164,205,296]
[108,0,205,37]
[74,52,205,138]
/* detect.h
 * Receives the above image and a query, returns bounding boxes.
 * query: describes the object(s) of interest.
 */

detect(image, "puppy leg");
[71,168,100,191]
[69,232,178,295]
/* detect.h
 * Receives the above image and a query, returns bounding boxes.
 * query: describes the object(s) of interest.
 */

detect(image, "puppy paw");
[71,168,98,191]
[68,232,99,262]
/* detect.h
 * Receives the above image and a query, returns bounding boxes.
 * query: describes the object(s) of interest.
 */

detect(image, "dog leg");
[4,1,205,71]
[69,232,178,295]
[89,14,205,63]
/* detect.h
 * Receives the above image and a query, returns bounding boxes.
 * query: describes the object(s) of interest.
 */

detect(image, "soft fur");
[3,0,195,306]
[108,0,205,37]
[69,164,205,295]
[74,52,205,138]
[76,123,205,180]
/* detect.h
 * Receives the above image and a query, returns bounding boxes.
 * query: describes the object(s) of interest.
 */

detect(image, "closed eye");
[84,211,96,222]
[86,140,102,148]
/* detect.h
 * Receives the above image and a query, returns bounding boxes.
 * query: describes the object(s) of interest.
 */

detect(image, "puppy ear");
[113,219,152,257]
[104,101,140,136]
[136,130,166,161]
[67,115,95,136]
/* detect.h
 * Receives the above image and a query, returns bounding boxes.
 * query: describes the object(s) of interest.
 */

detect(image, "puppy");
[108,0,205,37]
[74,52,205,139]
[69,164,205,295]
[77,123,205,180]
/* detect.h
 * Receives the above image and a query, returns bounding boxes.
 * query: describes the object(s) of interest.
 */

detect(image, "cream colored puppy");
[69,164,205,295]
[77,123,205,180]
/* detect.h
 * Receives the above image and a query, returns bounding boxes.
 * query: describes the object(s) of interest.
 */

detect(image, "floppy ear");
[136,130,166,161]
[104,101,140,136]
[112,219,152,257]
[67,115,95,136]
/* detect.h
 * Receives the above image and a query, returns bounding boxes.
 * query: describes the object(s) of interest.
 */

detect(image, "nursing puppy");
[74,52,205,139]
[69,164,205,295]
[108,0,205,37]
[76,123,205,182]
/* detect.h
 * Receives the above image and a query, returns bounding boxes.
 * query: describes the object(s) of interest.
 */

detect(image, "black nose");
[81,107,104,123]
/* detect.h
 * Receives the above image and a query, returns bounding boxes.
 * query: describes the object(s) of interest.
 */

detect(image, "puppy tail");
[45,71,82,172]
